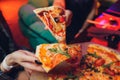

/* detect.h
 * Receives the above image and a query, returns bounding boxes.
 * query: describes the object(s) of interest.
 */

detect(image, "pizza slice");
[33,6,66,43]
[35,43,82,73]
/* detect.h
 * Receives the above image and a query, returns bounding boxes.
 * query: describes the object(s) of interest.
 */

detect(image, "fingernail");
[35,60,42,65]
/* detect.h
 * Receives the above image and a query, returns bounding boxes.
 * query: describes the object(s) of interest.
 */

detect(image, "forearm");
[0,54,14,72]
[53,0,66,9]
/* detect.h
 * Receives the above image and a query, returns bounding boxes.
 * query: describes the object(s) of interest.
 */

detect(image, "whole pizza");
[47,44,120,80]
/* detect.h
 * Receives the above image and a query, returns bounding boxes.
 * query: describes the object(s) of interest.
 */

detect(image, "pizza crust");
[87,44,120,60]
[35,45,51,72]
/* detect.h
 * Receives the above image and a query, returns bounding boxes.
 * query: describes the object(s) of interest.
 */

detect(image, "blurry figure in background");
[19,0,96,49]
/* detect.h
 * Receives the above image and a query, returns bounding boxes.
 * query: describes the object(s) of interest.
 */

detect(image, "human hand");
[44,9,72,30]
[53,0,72,27]
[1,50,45,72]
[65,9,73,27]
[53,0,65,9]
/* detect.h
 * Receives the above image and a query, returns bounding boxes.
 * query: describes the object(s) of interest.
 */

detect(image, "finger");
[22,56,38,63]
[25,68,33,77]
[65,10,72,19]
[14,52,38,63]
[19,50,35,56]
[65,10,73,26]
[18,50,34,55]
[53,0,65,9]
[20,62,45,72]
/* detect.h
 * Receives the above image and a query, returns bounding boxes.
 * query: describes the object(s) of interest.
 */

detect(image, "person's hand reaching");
[1,50,45,72]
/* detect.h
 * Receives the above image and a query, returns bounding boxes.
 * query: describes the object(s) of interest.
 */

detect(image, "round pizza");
[48,44,120,80]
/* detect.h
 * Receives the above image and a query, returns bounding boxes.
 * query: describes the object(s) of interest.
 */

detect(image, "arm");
[53,0,66,9]
[0,50,45,72]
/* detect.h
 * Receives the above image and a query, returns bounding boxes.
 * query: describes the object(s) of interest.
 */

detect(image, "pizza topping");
[38,10,48,16]
[59,16,65,23]
[87,52,101,58]
[102,62,114,68]
[43,12,51,28]
[54,16,65,23]
[49,13,65,36]
[38,11,54,30]
[51,54,68,68]
[104,68,115,76]
[48,46,70,58]
[84,54,97,67]
[80,56,101,73]
[49,24,53,29]
[54,17,59,23]
[68,46,81,58]
[66,45,82,65]
[110,61,120,74]
[94,58,105,67]
[49,13,58,26]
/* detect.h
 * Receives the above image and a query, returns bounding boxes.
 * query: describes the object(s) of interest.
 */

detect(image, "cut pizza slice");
[33,6,66,43]
[35,43,82,73]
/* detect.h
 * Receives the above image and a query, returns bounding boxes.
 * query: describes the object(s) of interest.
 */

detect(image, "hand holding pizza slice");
[34,6,66,43]
[35,43,82,73]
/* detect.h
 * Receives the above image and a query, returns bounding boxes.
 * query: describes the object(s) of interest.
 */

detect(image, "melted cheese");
[87,45,119,64]
[38,43,69,72]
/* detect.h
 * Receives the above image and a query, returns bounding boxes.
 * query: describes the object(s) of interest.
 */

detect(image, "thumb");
[65,10,73,27]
